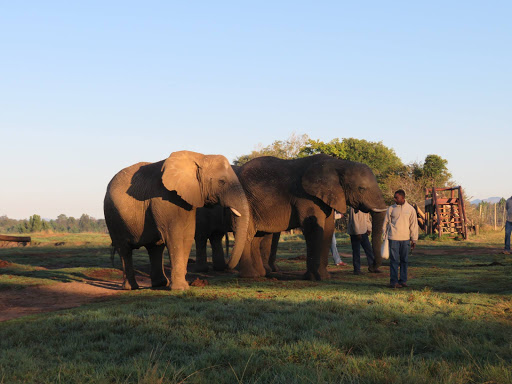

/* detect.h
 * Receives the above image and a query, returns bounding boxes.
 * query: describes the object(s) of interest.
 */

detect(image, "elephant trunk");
[221,184,249,269]
[370,210,386,269]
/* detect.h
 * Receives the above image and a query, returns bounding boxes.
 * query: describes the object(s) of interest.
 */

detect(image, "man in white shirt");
[347,206,376,274]
[504,196,512,254]
[382,189,419,288]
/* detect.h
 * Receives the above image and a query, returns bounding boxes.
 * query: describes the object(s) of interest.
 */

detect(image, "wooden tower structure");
[424,186,468,239]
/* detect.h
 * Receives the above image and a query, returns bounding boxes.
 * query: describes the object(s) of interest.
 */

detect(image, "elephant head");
[161,151,249,268]
[301,155,387,268]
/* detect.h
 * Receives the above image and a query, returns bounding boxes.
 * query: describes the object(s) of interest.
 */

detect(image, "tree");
[29,214,43,232]
[299,137,404,184]
[79,214,94,232]
[415,154,452,187]
[233,133,310,166]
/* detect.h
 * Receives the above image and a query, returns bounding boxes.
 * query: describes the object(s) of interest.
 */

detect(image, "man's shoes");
[400,282,408,288]
[353,270,364,275]
[501,250,511,255]
[389,283,402,289]
[336,261,348,266]
[368,267,382,273]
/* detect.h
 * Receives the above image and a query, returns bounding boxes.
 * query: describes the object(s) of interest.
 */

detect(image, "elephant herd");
[104,150,388,290]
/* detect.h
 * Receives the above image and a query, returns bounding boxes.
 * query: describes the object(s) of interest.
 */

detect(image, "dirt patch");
[0,282,120,322]
[412,246,499,256]
[0,259,11,268]
[190,278,209,287]
[467,261,506,267]
[0,272,152,322]
[86,268,123,280]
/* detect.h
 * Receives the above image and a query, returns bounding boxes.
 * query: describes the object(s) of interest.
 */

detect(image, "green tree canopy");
[299,137,404,183]
[412,154,452,187]
[233,133,309,166]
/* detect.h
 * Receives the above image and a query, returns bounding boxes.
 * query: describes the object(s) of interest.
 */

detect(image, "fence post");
[494,203,497,231]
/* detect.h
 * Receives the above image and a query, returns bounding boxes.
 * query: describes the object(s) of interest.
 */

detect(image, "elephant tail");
[225,232,229,259]
[109,244,116,267]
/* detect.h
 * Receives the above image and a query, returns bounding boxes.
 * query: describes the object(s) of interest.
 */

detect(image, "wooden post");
[494,203,497,231]
[433,187,442,238]
[459,187,468,239]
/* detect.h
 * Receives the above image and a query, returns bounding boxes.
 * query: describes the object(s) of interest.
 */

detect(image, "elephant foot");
[171,280,190,290]
[193,264,209,273]
[318,268,331,280]
[212,263,227,271]
[303,270,322,281]
[151,278,170,288]
[238,269,262,278]
[122,279,139,290]
[254,264,267,277]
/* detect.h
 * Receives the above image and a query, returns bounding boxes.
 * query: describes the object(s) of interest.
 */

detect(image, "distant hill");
[471,197,503,205]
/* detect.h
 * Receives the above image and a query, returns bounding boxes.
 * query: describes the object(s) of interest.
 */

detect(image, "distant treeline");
[0,214,107,234]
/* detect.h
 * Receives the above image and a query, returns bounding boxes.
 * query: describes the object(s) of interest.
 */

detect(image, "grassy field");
[0,231,511,383]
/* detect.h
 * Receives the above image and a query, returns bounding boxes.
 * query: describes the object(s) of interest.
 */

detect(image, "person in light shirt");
[503,196,512,255]
[382,189,419,288]
[347,206,377,274]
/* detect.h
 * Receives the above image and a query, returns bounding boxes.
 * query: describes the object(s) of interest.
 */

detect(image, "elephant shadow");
[126,164,193,211]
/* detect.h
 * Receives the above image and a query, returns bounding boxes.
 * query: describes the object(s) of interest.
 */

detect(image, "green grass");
[0,231,511,383]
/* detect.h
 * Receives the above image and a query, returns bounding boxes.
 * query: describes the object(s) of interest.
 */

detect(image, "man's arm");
[382,207,390,237]
[366,212,372,234]
[409,205,419,249]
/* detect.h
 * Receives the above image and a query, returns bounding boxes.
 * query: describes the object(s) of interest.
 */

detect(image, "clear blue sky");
[1,1,510,220]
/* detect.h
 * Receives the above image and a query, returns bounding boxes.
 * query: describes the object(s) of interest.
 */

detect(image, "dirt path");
[0,276,151,322]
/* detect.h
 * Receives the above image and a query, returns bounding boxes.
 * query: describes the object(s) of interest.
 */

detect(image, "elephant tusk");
[230,207,242,217]
[372,208,388,213]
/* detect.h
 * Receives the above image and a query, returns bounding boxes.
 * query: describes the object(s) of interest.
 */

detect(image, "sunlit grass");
[0,232,511,383]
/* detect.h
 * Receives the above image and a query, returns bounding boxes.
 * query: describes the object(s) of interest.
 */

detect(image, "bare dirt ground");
[0,273,152,322]
[0,245,503,322]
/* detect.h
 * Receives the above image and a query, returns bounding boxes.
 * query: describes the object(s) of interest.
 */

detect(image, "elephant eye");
[359,186,366,193]
[218,178,226,186]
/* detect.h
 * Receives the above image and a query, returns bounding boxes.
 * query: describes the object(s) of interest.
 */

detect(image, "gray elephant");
[104,150,249,290]
[235,154,387,280]
[194,204,232,272]
[252,232,281,274]
[194,205,281,275]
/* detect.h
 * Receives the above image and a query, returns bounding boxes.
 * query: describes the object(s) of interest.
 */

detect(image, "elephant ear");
[302,161,347,213]
[161,151,204,207]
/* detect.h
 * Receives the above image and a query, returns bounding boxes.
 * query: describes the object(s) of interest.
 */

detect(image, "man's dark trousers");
[505,221,512,251]
[350,234,375,272]
[389,239,409,285]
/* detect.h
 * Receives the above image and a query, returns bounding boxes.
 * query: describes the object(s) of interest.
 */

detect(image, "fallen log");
[0,234,31,243]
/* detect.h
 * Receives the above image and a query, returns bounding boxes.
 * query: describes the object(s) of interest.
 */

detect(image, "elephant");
[252,232,281,274]
[104,150,250,290]
[194,206,282,275]
[194,204,232,272]
[234,154,388,280]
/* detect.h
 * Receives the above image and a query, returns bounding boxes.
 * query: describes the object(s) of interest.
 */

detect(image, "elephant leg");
[268,232,281,272]
[119,246,139,290]
[194,236,209,273]
[251,237,268,277]
[166,231,194,291]
[210,233,227,271]
[318,214,334,280]
[238,237,262,278]
[259,234,273,276]
[302,216,330,281]
[146,243,169,288]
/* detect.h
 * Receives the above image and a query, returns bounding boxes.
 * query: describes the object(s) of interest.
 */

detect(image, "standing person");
[382,189,419,288]
[503,196,512,255]
[331,211,347,266]
[347,206,377,274]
